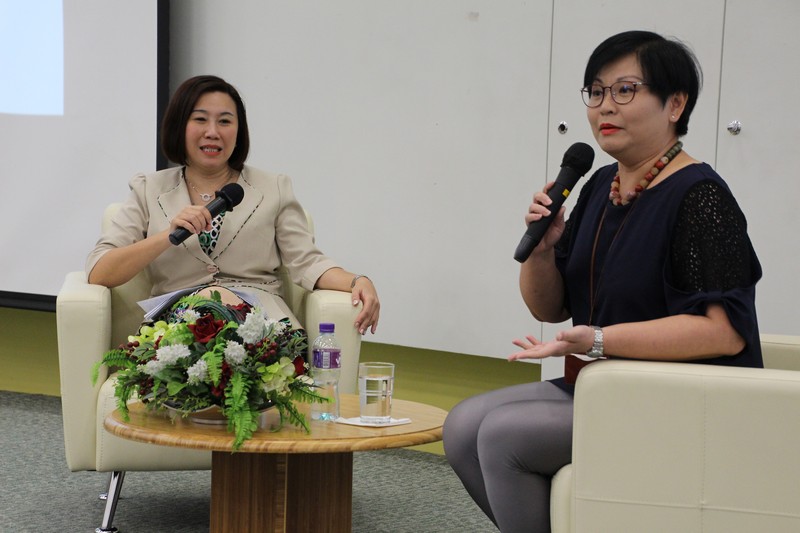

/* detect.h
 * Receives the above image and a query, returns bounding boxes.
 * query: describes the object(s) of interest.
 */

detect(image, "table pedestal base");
[210,451,353,533]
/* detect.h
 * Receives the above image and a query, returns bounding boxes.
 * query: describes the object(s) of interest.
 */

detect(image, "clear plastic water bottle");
[310,322,341,421]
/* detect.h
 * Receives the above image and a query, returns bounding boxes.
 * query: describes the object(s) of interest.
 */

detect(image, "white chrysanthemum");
[180,309,201,324]
[238,309,266,344]
[265,318,286,336]
[155,344,192,366]
[224,340,247,366]
[139,360,165,376]
[187,360,208,385]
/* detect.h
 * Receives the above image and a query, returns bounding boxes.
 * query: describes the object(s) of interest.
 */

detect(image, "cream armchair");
[56,205,362,532]
[550,335,800,533]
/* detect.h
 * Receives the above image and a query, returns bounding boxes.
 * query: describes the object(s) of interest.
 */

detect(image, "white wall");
[170,0,552,358]
[169,1,800,359]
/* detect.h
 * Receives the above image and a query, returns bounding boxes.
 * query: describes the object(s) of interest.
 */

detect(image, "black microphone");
[169,183,245,245]
[513,142,595,263]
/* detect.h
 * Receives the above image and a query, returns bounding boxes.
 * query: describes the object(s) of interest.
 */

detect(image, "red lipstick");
[599,123,621,135]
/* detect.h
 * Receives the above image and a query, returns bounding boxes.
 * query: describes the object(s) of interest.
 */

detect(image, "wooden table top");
[104,394,447,454]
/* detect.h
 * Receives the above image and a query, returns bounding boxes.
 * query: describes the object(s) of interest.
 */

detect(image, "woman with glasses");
[443,30,762,533]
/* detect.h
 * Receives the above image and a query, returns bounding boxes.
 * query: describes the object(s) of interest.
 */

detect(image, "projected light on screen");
[0,0,161,303]
[0,0,64,115]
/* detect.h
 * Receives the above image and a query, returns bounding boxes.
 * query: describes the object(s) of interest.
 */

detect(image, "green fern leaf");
[91,349,135,385]
[202,349,224,386]
[223,372,259,450]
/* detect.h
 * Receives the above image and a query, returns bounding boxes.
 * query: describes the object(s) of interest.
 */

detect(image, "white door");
[716,0,800,336]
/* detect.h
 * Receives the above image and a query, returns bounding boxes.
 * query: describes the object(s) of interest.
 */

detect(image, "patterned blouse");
[198,213,225,256]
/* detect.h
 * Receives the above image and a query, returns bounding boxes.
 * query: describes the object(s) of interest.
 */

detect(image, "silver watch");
[586,326,604,359]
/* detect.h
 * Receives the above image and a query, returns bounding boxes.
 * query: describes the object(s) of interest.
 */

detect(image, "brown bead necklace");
[609,141,683,206]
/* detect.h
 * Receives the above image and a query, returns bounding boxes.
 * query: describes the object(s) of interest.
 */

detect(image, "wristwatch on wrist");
[585,326,604,359]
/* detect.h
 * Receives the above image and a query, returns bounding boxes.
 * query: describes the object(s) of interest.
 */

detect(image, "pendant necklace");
[183,167,234,203]
[190,185,213,203]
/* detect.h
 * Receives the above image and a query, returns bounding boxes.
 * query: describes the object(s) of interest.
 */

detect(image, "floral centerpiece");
[91,292,328,450]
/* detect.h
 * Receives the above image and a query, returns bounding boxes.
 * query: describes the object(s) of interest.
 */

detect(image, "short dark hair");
[160,75,250,171]
[583,31,702,136]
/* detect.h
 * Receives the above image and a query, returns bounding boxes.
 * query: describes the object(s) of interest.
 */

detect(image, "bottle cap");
[319,322,335,333]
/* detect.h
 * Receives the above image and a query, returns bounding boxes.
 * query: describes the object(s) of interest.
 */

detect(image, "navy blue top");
[551,162,763,393]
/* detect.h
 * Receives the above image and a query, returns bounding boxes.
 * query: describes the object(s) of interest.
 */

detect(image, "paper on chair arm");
[139,287,201,320]
[139,286,260,321]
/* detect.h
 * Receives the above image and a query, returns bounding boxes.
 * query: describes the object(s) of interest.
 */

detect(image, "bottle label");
[312,348,341,369]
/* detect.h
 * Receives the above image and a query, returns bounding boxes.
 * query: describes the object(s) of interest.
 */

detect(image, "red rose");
[227,302,252,322]
[292,356,307,376]
[188,314,226,343]
[229,303,251,313]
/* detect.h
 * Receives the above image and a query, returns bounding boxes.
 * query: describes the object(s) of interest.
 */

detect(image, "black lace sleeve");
[670,180,752,292]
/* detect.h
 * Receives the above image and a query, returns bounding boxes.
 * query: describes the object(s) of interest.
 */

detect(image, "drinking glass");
[358,362,394,424]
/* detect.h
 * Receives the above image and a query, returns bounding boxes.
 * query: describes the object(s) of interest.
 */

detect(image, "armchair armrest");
[550,464,573,533]
[304,289,362,394]
[571,360,800,532]
[760,334,800,371]
[56,271,112,471]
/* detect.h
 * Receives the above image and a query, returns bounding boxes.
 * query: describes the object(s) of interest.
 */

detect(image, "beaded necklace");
[609,141,683,206]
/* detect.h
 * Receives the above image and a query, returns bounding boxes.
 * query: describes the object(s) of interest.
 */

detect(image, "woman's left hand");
[508,325,594,361]
[352,276,380,334]
[315,268,381,334]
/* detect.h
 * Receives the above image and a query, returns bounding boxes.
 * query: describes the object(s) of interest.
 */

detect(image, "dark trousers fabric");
[443,381,574,533]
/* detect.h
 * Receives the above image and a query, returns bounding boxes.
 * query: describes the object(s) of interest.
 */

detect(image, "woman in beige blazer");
[87,75,379,334]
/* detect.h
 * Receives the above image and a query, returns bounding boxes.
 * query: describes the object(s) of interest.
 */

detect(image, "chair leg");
[96,471,125,533]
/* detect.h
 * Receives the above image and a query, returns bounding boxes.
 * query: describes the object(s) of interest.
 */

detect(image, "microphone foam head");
[561,142,595,176]
[217,183,245,208]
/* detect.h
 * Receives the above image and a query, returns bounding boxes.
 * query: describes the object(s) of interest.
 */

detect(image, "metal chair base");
[96,471,125,533]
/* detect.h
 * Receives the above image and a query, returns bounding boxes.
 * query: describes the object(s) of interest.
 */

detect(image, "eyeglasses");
[581,81,648,108]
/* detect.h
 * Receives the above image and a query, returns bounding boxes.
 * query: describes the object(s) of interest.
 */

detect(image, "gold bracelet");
[350,274,369,288]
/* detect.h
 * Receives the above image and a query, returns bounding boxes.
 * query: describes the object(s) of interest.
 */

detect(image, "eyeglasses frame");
[580,81,649,108]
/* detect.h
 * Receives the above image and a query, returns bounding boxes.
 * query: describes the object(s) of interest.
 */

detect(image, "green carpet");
[0,391,496,532]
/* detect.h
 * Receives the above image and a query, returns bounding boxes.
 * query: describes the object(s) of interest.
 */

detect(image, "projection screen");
[0,0,167,310]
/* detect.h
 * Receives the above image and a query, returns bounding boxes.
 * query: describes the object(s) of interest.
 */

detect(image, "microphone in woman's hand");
[513,143,595,263]
[169,183,245,245]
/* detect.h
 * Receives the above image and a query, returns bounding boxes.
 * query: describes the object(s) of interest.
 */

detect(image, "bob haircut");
[583,30,702,136]
[161,75,250,171]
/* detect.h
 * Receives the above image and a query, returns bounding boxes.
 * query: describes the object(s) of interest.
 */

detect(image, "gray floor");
[0,391,496,533]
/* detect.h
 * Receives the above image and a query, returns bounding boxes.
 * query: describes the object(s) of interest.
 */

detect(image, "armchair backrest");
[101,203,314,346]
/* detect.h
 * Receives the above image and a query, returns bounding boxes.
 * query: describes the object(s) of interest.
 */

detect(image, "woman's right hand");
[169,205,214,237]
[524,181,566,253]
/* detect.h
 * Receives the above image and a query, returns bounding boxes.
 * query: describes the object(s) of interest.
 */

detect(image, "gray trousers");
[442,381,574,533]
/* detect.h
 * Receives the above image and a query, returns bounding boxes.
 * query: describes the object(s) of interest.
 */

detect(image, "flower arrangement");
[91,292,329,450]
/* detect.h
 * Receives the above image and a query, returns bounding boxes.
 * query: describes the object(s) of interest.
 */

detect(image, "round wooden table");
[104,394,447,533]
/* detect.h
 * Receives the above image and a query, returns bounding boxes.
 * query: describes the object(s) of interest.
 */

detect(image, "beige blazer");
[86,165,339,322]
